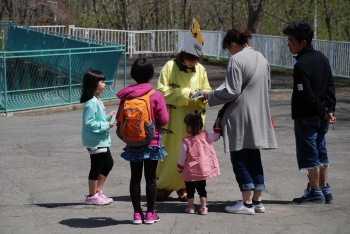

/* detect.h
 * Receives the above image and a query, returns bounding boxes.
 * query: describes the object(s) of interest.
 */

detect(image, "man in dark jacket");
[282,20,336,204]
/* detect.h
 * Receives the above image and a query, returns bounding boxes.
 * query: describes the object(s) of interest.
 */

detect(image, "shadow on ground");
[59,217,129,228]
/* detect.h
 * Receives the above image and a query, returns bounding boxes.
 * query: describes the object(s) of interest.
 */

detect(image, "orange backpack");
[116,89,155,146]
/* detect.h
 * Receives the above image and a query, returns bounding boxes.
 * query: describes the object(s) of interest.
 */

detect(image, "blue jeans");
[230,149,265,191]
[294,117,329,170]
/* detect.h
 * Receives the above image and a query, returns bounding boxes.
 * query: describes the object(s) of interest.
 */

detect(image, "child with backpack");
[116,58,169,224]
[80,69,115,205]
[177,110,221,215]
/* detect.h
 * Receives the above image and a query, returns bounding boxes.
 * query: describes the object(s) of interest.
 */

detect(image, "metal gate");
[129,30,178,57]
[130,31,153,57]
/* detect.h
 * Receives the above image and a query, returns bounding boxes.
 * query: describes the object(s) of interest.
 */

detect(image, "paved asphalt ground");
[1,57,350,234]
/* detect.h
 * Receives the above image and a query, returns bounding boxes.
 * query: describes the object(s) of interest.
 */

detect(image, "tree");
[0,0,68,25]
[247,0,264,33]
[2,0,350,41]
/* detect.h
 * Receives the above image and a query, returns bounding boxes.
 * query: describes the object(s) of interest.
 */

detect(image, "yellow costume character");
[156,19,212,201]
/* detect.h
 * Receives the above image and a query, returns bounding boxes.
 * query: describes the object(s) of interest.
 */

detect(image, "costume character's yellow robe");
[156,60,211,192]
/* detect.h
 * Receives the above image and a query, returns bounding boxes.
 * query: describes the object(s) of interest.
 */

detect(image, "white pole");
[314,0,317,39]
[47,1,57,23]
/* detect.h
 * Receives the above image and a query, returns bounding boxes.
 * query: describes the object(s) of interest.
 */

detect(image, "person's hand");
[325,113,336,124]
[189,90,194,99]
[177,169,183,173]
[203,91,209,100]
[110,110,116,118]
[109,122,115,128]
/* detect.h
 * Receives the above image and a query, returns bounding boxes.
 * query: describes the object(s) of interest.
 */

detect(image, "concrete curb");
[0,98,120,117]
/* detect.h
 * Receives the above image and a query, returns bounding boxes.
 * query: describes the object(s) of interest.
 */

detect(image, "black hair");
[184,110,203,136]
[222,28,252,50]
[282,20,314,46]
[79,69,105,103]
[130,58,154,84]
[174,51,203,72]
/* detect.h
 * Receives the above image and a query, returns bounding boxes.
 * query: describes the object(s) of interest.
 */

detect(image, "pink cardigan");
[177,130,220,182]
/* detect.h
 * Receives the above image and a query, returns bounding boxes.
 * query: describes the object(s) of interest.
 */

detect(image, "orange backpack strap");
[148,89,156,96]
[146,89,156,122]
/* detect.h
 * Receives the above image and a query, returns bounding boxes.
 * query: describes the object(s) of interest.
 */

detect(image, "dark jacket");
[291,45,336,119]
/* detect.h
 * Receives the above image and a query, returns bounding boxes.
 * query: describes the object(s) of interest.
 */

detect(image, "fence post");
[2,54,8,112]
[85,29,89,39]
[1,28,4,51]
[69,52,72,103]
[68,25,75,36]
[329,41,334,71]
[129,32,134,57]
[175,30,179,52]
[124,49,127,87]
[177,30,181,53]
[263,35,268,58]
[216,32,221,60]
[151,31,155,52]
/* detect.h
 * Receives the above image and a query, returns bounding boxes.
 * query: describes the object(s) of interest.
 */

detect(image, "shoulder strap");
[145,89,156,120]
[144,89,156,97]
[142,89,155,123]
[149,89,157,97]
[241,51,259,91]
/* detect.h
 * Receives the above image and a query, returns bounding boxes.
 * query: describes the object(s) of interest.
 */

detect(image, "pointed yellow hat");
[182,18,204,57]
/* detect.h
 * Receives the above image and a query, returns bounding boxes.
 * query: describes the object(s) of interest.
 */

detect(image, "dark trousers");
[185,180,207,199]
[88,148,114,180]
[130,159,158,213]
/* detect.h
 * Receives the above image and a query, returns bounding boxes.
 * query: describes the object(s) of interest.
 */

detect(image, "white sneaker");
[253,203,265,213]
[225,200,255,215]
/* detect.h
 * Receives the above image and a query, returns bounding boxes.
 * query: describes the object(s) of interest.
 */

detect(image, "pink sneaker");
[185,206,195,214]
[97,190,113,204]
[84,193,109,205]
[144,212,160,224]
[133,212,144,225]
[198,207,208,215]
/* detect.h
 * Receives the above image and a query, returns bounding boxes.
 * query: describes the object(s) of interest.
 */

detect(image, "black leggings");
[88,148,114,180]
[130,159,158,213]
[185,180,207,199]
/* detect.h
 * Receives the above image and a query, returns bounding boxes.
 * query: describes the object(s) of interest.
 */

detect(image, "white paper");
[190,90,204,100]
[111,111,117,122]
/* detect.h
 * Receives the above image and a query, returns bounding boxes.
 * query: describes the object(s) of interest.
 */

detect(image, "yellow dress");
[156,60,211,192]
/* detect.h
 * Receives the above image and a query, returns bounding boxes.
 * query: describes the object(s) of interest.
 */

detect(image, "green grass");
[334,76,350,85]
[203,56,228,67]
[270,65,293,76]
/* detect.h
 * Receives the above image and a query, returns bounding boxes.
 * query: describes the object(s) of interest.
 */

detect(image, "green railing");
[0,21,126,113]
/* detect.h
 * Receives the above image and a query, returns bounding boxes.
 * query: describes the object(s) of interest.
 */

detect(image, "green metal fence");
[0,21,126,113]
